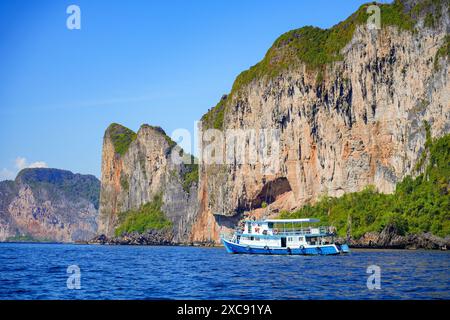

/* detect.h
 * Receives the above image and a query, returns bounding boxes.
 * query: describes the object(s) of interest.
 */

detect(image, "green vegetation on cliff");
[201,96,227,130]
[108,123,178,157]
[230,0,442,94]
[412,0,446,28]
[120,173,129,191]
[181,162,199,193]
[434,34,450,71]
[115,194,172,236]
[201,0,446,130]
[107,123,137,156]
[281,133,450,239]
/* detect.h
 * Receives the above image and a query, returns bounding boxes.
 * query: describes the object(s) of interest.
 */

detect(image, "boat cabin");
[237,218,335,248]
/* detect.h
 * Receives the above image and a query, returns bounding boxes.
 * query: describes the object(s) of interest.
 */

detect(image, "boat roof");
[245,218,320,224]
[265,218,320,223]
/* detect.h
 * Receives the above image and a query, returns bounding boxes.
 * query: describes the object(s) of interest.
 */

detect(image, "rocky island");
[0,168,100,242]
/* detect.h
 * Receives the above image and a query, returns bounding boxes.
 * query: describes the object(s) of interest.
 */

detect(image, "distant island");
[0,168,99,242]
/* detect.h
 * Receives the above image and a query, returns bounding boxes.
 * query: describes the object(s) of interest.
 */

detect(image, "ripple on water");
[0,244,449,300]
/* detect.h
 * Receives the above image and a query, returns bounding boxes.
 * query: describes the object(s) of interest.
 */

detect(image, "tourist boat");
[221,218,350,255]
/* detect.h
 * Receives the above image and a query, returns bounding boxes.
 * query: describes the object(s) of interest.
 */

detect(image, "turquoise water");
[0,243,448,300]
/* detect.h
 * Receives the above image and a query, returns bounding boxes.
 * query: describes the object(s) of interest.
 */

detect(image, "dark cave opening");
[251,177,292,209]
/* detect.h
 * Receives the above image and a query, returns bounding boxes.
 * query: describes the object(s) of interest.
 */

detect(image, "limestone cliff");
[192,0,450,242]
[0,168,99,242]
[98,123,199,243]
[97,0,449,245]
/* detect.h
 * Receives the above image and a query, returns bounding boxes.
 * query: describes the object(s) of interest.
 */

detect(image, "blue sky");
[0,0,377,180]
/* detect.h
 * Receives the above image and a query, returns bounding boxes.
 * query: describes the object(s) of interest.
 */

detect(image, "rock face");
[347,224,450,250]
[0,168,100,242]
[98,124,199,243]
[89,230,174,246]
[191,0,450,243]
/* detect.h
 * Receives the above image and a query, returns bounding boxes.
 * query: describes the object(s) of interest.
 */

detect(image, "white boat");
[221,218,350,255]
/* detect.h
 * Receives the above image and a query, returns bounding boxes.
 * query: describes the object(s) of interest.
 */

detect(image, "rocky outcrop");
[98,123,199,243]
[88,229,174,246]
[347,224,450,250]
[192,0,450,243]
[0,168,100,242]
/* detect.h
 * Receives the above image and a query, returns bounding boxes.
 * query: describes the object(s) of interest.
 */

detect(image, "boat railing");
[223,226,336,238]
[265,226,335,236]
[220,231,237,241]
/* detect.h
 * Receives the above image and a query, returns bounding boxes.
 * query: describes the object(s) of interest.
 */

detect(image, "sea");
[0,243,448,300]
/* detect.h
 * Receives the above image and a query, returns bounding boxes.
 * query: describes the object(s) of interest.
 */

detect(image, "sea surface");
[0,243,448,300]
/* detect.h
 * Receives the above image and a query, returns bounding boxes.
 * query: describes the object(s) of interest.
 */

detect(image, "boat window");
[268,222,274,229]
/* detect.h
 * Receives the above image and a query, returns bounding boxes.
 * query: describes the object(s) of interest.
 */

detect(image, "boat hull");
[222,238,349,255]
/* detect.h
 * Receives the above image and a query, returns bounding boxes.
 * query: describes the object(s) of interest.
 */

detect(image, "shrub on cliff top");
[229,0,424,95]
[115,194,172,236]
[107,123,137,156]
[434,34,450,71]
